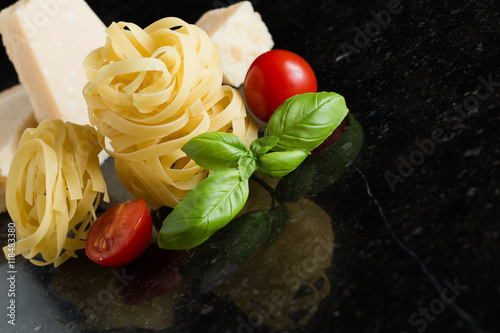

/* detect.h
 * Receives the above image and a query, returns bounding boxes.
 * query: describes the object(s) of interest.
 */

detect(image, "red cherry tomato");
[244,49,317,122]
[85,199,152,267]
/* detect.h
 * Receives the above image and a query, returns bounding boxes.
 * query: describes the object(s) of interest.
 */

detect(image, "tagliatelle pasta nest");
[83,18,258,209]
[3,120,108,267]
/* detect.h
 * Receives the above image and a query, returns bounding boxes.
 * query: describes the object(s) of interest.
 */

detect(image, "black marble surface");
[1,0,499,332]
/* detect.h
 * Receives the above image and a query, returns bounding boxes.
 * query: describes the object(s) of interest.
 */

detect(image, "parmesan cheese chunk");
[0,85,37,213]
[0,0,107,125]
[196,1,274,87]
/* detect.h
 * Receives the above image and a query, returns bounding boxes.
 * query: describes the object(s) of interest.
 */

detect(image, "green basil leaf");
[265,92,349,152]
[250,136,280,158]
[238,154,257,181]
[158,169,249,250]
[256,150,310,178]
[181,132,250,170]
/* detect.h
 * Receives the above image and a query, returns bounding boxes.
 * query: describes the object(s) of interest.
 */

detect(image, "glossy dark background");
[1,0,499,332]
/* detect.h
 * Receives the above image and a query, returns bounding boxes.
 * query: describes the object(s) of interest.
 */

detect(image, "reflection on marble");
[50,249,190,331]
[217,198,334,331]
[0,106,362,333]
[2,0,499,332]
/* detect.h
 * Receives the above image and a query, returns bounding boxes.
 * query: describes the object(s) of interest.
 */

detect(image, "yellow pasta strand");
[83,18,258,209]
[2,120,108,267]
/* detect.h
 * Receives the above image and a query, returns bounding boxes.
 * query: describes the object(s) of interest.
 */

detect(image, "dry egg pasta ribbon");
[3,120,108,267]
[83,18,257,209]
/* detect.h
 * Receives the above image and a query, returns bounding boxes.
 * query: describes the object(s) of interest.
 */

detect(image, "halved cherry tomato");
[85,199,152,267]
[243,49,317,122]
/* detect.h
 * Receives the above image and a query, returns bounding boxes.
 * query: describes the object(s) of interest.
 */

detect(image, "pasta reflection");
[216,198,334,330]
[49,196,333,331]
[50,246,190,330]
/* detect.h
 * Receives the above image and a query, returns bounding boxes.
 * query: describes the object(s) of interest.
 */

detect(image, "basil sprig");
[158,92,349,250]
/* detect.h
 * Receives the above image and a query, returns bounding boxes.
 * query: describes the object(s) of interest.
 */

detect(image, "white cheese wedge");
[196,1,274,87]
[0,85,37,213]
[0,0,107,125]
